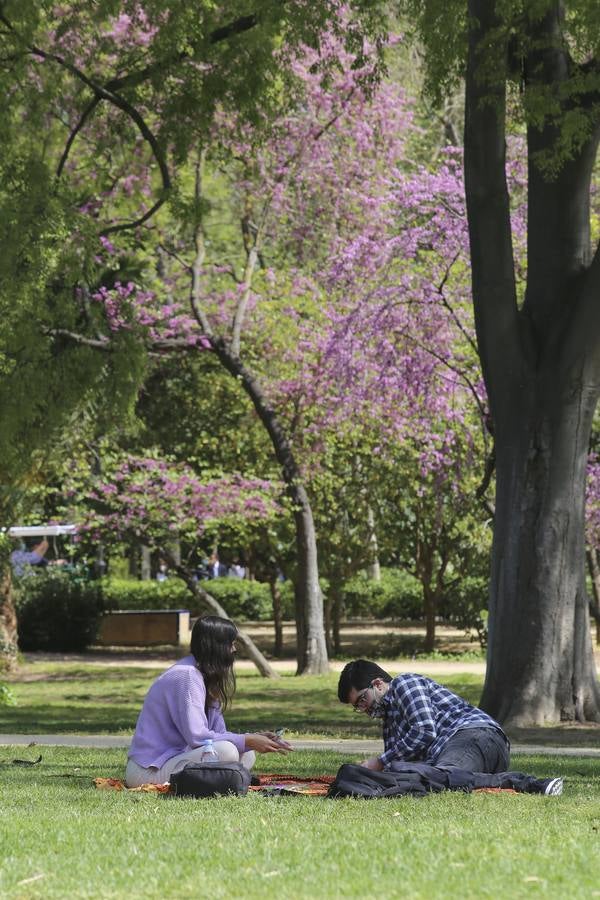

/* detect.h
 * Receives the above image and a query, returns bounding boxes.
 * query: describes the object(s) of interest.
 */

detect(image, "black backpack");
[169,761,251,798]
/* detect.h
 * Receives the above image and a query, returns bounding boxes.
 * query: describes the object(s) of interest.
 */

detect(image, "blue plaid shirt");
[380,674,506,767]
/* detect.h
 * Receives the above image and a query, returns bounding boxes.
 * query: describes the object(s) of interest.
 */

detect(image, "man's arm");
[380,675,437,766]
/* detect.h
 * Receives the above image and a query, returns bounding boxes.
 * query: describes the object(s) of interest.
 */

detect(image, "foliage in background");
[15,568,103,652]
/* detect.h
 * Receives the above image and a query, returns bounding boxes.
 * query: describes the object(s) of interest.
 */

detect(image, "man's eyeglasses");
[352,684,374,712]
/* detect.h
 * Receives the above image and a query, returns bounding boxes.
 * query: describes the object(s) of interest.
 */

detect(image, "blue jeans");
[433,727,510,773]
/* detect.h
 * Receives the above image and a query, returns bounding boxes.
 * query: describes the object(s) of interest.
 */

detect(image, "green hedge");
[15,569,103,652]
[341,568,423,620]
[442,575,489,646]
[101,577,278,621]
[99,571,424,623]
[101,578,189,612]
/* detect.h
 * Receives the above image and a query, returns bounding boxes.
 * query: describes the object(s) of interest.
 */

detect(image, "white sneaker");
[543,777,564,796]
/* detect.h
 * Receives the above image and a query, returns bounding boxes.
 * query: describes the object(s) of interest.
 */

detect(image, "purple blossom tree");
[77,455,283,675]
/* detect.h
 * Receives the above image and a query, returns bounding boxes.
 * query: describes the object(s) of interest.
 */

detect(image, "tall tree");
[399,0,600,723]
[0,1,385,675]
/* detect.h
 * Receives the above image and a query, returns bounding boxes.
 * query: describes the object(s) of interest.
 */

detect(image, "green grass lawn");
[0,746,598,899]
[0,663,485,738]
[3,661,600,748]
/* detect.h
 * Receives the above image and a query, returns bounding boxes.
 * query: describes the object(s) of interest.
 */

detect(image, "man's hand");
[244,733,293,754]
[359,756,384,771]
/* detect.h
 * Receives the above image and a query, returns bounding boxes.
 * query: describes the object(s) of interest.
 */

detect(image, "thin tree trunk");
[585,550,600,645]
[128,545,138,578]
[366,505,381,582]
[269,577,284,658]
[165,553,278,678]
[0,564,18,672]
[141,545,152,581]
[211,339,328,674]
[331,583,343,656]
[422,585,436,654]
[324,594,332,657]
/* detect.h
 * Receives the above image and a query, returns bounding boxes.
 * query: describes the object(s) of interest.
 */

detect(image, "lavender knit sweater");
[128,655,246,768]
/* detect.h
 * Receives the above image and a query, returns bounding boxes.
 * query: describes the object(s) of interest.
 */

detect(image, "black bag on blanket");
[327,762,475,799]
[169,761,251,798]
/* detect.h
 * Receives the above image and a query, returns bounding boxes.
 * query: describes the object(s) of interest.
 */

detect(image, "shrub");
[0,682,16,706]
[442,575,489,647]
[205,579,272,620]
[341,568,423,620]
[101,577,275,620]
[101,578,189,612]
[15,569,103,652]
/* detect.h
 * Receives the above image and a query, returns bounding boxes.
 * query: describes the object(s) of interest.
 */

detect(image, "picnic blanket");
[93,773,516,797]
[249,773,335,796]
[93,774,334,795]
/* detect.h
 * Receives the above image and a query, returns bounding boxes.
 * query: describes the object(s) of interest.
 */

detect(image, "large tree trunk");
[465,0,600,724]
[482,384,600,723]
[211,339,328,674]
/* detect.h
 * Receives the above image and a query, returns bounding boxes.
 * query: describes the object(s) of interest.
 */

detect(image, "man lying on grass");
[339,659,510,774]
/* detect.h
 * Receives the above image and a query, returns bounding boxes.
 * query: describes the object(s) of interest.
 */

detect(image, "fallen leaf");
[17,874,45,886]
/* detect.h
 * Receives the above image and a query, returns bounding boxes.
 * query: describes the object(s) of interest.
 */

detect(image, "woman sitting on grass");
[125,615,291,787]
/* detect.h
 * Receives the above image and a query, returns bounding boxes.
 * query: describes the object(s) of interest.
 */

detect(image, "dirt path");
[21,651,486,675]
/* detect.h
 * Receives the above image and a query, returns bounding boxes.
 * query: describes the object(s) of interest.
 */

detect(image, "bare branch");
[56,96,101,180]
[231,210,261,356]
[43,327,113,351]
[100,197,167,236]
[395,324,488,423]
[26,44,170,231]
[475,444,496,500]
[189,150,215,339]
[435,254,479,356]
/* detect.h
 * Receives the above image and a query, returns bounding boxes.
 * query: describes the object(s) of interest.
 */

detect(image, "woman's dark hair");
[337,659,392,703]
[190,615,238,711]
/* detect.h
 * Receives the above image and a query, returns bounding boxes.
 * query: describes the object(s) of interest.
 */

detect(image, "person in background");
[10,537,68,577]
[228,558,246,579]
[156,560,169,582]
[125,615,292,787]
[208,552,228,578]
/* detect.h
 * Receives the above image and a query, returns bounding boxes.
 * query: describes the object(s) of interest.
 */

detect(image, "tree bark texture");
[465,0,600,724]
[366,505,381,582]
[0,563,18,672]
[269,577,284,657]
[211,339,328,674]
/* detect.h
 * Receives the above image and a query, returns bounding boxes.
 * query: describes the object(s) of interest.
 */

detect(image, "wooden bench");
[97,609,191,647]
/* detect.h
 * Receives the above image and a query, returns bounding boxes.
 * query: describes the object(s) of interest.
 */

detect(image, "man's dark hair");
[337,659,393,703]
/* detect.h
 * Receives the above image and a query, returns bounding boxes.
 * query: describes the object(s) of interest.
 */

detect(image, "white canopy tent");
[7,525,77,537]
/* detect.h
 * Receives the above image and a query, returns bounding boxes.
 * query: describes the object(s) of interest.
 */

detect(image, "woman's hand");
[244,733,293,754]
[260,731,294,751]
